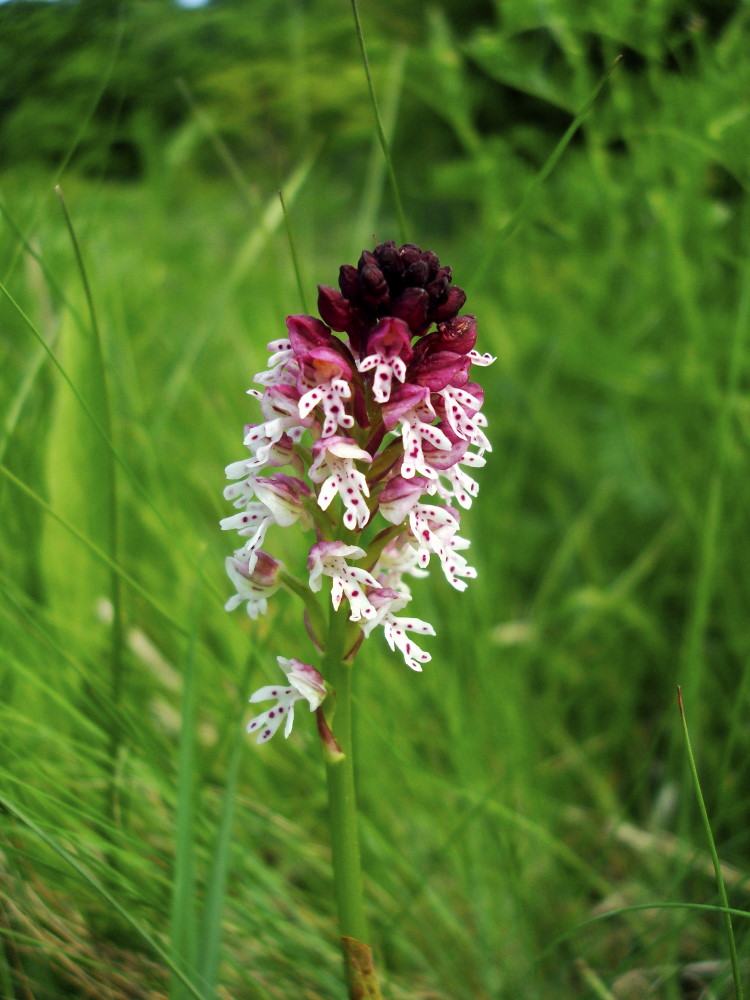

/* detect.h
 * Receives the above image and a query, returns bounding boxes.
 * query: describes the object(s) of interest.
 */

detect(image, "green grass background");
[1,1,750,997]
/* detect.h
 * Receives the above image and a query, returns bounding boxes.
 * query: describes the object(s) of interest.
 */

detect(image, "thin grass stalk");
[574,958,618,1000]
[469,55,622,292]
[197,654,256,994]
[170,571,204,999]
[175,77,260,215]
[55,186,126,832]
[539,902,750,970]
[354,44,407,253]
[679,206,750,731]
[677,687,744,1000]
[278,188,308,314]
[350,0,408,244]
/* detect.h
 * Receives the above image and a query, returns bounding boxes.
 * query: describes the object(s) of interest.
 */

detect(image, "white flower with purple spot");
[253,338,296,387]
[309,436,372,531]
[247,656,327,744]
[407,503,477,591]
[438,385,492,452]
[219,502,276,570]
[360,588,435,671]
[307,541,381,621]
[298,378,354,438]
[356,317,413,404]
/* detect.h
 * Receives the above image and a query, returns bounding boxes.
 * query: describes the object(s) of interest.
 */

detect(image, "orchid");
[221,241,495,1000]
[221,241,494,738]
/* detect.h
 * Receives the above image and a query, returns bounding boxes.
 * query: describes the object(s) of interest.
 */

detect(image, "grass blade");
[0,463,189,638]
[354,43,407,251]
[54,185,126,828]
[169,570,204,999]
[197,655,255,994]
[677,687,744,1000]
[469,55,622,291]
[350,0,408,243]
[0,795,211,1000]
[278,187,308,314]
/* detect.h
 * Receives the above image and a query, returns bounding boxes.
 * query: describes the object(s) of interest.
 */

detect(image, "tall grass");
[1,1,750,997]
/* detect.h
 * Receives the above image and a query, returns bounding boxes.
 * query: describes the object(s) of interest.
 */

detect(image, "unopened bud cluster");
[221,242,494,742]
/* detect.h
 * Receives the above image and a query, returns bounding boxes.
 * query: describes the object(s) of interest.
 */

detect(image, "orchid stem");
[323,608,382,999]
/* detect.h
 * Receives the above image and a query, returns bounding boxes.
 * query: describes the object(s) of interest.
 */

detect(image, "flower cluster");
[222,242,494,741]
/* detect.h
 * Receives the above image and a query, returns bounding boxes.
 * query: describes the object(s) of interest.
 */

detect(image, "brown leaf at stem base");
[342,936,383,1000]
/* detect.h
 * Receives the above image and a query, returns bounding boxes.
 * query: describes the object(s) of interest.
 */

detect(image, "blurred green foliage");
[0,0,743,185]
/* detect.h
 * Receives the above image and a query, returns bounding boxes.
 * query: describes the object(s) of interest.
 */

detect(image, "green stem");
[324,609,367,940]
[322,608,382,999]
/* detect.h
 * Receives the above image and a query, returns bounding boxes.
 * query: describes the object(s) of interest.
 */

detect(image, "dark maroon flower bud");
[317,285,352,332]
[339,264,360,300]
[433,285,466,323]
[358,253,389,309]
[419,250,440,277]
[431,315,477,354]
[398,244,422,268]
[321,242,468,349]
[426,274,450,307]
[405,259,430,286]
[391,287,430,333]
[374,240,402,277]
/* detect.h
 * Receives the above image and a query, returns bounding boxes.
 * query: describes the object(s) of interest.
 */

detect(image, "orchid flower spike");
[222,242,494,742]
